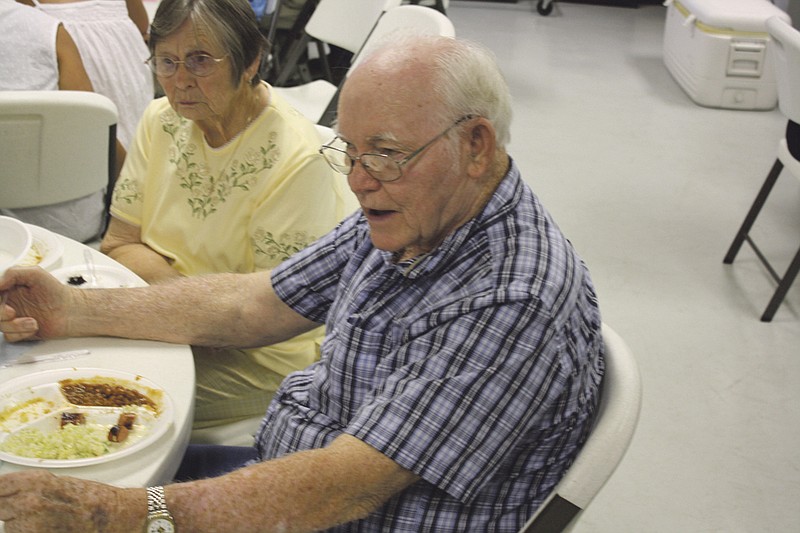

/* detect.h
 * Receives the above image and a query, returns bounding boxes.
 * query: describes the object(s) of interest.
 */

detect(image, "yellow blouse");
[110,86,357,426]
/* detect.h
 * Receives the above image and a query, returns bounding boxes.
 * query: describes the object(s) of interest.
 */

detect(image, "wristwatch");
[145,486,177,533]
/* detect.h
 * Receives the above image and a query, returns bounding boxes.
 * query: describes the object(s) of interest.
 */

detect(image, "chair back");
[305,0,403,55]
[766,16,800,123]
[312,4,454,126]
[0,91,117,210]
[352,4,456,70]
[518,323,643,533]
[315,123,336,144]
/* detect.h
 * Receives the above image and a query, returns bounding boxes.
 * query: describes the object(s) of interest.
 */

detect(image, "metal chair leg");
[723,156,799,321]
[723,158,784,264]
[272,0,319,86]
[318,86,340,127]
[274,33,312,86]
[761,246,800,322]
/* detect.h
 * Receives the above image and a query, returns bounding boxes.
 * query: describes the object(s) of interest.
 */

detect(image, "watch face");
[146,517,176,533]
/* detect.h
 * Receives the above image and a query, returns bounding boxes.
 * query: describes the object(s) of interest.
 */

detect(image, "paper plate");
[0,368,173,468]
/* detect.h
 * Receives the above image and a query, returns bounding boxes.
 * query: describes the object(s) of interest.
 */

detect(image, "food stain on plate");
[16,225,64,270]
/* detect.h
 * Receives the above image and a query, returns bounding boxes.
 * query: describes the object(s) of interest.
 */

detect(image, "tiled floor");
[447,1,800,531]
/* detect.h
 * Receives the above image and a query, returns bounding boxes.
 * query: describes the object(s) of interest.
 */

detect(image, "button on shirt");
[258,158,604,532]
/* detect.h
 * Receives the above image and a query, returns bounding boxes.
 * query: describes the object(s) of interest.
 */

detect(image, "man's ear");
[465,118,497,178]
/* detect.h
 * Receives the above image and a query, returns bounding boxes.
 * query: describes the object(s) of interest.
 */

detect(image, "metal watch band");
[146,486,174,518]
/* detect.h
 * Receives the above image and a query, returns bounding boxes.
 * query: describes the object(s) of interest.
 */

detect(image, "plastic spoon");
[0,349,91,369]
[84,249,99,287]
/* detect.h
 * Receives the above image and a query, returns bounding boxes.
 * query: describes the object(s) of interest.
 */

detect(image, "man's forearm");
[68,272,314,348]
[163,435,419,533]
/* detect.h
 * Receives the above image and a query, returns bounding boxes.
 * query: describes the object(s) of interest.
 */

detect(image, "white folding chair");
[723,16,800,322]
[274,4,455,125]
[518,323,643,533]
[315,123,336,144]
[0,91,118,234]
[349,4,455,69]
[272,0,402,87]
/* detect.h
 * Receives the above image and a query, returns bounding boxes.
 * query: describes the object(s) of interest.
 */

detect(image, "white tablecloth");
[0,229,195,490]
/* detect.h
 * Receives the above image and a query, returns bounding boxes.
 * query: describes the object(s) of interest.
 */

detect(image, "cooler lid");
[672,0,791,33]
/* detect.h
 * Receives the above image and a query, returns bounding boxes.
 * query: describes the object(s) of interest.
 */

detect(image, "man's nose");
[347,160,382,193]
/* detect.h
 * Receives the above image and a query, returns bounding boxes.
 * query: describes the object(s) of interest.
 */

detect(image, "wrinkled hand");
[0,266,72,342]
[0,470,141,533]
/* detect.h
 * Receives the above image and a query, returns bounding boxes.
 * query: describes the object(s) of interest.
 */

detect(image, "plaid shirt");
[259,159,604,532]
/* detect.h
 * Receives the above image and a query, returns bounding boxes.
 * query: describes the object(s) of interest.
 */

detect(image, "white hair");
[358,34,513,147]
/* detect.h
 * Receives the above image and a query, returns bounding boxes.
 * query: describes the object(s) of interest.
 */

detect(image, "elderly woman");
[100,0,356,437]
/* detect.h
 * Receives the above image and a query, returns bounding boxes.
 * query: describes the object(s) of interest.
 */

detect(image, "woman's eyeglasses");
[146,54,228,77]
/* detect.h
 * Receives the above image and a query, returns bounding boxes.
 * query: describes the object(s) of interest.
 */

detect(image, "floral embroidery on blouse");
[112,175,142,206]
[252,228,317,266]
[161,110,281,220]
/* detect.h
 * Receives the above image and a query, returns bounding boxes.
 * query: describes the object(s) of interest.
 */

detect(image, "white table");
[0,229,195,489]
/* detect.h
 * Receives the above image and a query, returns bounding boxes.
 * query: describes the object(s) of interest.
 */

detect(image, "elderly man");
[0,36,603,532]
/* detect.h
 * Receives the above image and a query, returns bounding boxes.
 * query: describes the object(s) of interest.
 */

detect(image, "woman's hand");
[0,267,73,342]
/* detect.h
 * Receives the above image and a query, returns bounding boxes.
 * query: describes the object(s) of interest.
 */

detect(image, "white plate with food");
[0,368,173,468]
[50,264,145,289]
[15,225,64,271]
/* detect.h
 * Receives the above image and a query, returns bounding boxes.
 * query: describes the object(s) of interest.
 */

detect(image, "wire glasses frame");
[146,54,228,78]
[319,115,476,183]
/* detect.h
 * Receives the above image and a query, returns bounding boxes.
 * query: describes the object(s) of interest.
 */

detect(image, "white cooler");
[663,0,791,110]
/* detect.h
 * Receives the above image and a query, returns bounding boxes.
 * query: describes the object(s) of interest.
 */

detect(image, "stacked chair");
[271,0,402,88]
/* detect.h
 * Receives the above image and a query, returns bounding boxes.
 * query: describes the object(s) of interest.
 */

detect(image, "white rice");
[0,424,110,459]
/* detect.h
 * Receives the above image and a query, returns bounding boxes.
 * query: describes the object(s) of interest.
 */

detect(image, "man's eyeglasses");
[146,54,228,78]
[319,115,475,183]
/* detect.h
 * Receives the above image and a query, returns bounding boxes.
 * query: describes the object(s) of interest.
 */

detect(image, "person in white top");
[0,0,121,243]
[20,0,154,148]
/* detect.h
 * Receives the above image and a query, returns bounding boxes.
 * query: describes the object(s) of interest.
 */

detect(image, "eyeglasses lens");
[186,55,217,76]
[361,155,395,179]
[149,55,221,77]
[320,147,353,174]
[320,145,401,182]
